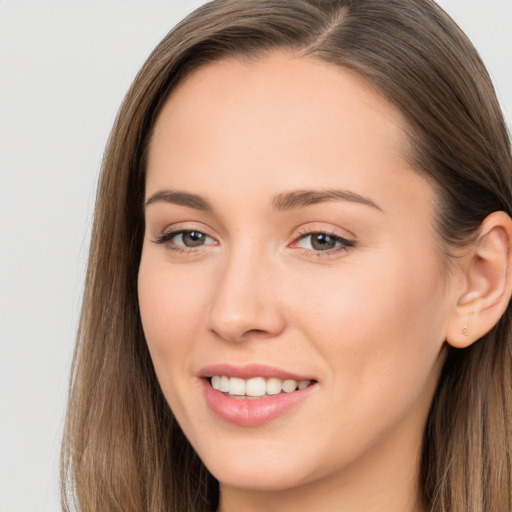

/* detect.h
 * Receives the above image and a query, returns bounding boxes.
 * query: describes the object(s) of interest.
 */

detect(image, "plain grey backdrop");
[0,1,511,511]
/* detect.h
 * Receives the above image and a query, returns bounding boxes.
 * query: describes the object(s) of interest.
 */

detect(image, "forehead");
[146,51,433,221]
[149,50,405,148]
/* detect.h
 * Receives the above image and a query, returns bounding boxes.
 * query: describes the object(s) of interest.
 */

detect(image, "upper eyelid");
[294,225,356,241]
[292,231,355,247]
[155,221,217,238]
[154,228,217,244]
[296,230,351,240]
[172,230,216,241]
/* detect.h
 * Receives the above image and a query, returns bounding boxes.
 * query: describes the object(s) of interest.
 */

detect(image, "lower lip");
[201,379,317,426]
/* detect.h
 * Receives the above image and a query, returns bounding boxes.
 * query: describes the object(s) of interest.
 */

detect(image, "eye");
[294,231,355,253]
[173,230,210,247]
[154,229,217,251]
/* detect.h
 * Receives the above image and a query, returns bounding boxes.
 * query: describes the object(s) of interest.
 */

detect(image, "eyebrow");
[145,190,212,211]
[144,188,382,212]
[271,189,382,212]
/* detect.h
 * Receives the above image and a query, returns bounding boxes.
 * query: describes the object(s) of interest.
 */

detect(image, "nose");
[206,245,286,343]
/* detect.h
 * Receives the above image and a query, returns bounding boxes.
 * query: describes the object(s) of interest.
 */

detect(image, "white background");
[0,1,511,511]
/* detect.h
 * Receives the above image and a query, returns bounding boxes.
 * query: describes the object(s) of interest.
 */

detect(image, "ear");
[446,211,512,349]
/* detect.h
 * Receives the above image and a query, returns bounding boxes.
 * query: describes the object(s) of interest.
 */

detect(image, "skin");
[138,52,470,512]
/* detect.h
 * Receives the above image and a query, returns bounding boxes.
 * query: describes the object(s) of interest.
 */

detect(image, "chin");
[208,460,310,492]
[190,433,323,492]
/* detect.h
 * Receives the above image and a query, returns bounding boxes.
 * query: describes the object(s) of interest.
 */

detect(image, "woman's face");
[138,52,459,497]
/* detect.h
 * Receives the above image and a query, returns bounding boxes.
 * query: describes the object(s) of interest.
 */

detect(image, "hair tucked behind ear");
[61,1,512,511]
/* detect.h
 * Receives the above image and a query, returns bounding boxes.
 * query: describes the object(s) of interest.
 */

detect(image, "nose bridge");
[207,239,285,342]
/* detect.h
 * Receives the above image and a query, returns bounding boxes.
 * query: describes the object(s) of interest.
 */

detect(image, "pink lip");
[198,363,318,427]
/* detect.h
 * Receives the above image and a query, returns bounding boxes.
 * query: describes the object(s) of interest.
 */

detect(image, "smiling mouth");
[209,376,315,399]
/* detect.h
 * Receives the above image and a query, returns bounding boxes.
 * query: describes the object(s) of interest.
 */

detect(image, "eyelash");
[153,229,217,254]
[292,228,356,256]
[153,228,355,257]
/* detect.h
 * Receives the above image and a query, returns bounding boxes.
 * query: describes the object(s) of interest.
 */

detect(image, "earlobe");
[446,211,512,349]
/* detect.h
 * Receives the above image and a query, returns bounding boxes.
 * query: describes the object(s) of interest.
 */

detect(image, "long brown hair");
[61,1,512,510]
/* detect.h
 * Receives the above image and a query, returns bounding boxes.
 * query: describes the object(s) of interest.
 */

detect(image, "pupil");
[311,233,336,251]
[183,231,205,247]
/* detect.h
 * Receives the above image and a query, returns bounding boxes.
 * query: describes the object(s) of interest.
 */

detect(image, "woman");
[61,0,512,511]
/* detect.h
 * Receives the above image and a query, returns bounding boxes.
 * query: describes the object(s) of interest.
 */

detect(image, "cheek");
[137,254,214,430]
[282,258,447,472]
[137,253,205,377]
[289,249,447,402]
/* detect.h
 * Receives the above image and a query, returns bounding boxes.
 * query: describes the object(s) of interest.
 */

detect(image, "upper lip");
[198,363,317,382]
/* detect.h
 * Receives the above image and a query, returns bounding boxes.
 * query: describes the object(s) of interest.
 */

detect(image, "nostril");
[243,328,269,337]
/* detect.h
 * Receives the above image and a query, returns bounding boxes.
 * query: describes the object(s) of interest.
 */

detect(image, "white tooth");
[229,377,246,396]
[282,379,298,393]
[211,376,221,390]
[246,377,267,397]
[219,376,230,392]
[298,380,310,390]
[266,378,282,395]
